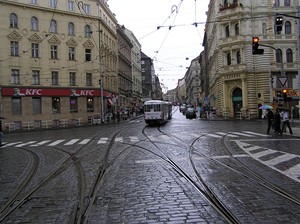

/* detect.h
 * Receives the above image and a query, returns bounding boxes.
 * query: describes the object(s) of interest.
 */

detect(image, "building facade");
[204,0,299,118]
[0,0,118,130]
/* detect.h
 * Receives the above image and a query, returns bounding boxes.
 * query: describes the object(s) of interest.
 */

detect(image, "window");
[12,97,22,114]
[32,70,40,85]
[31,16,38,31]
[50,0,57,8]
[31,43,39,58]
[86,73,92,86]
[69,72,76,86]
[31,0,38,4]
[85,49,92,61]
[69,47,75,60]
[285,21,291,34]
[51,71,59,85]
[32,97,42,114]
[236,51,241,64]
[226,53,231,65]
[234,23,239,36]
[87,97,94,112]
[223,0,228,7]
[276,49,282,63]
[52,97,60,113]
[68,22,75,36]
[68,0,75,11]
[10,41,19,56]
[225,25,230,37]
[10,13,18,28]
[286,49,293,63]
[83,4,91,14]
[50,19,57,33]
[51,45,58,59]
[11,69,20,84]
[70,97,78,113]
[284,0,290,6]
[85,25,92,37]
[273,0,280,6]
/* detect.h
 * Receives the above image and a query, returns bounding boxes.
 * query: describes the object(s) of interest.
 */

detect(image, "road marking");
[79,139,91,145]
[216,132,239,137]
[48,140,65,146]
[129,136,139,142]
[231,132,254,137]
[207,134,222,138]
[97,138,108,144]
[243,131,269,137]
[65,139,80,145]
[31,140,51,147]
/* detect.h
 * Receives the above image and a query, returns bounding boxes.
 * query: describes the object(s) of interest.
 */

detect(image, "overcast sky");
[108,0,210,91]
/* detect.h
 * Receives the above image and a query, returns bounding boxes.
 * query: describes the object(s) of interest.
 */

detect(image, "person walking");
[266,109,274,135]
[274,109,282,135]
[281,110,293,135]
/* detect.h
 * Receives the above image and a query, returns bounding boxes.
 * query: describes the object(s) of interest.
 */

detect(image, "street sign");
[278,77,287,87]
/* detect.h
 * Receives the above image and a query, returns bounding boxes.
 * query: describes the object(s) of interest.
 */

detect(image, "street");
[1,107,300,223]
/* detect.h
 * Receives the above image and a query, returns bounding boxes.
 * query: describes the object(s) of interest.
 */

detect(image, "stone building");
[204,0,299,118]
[0,0,118,130]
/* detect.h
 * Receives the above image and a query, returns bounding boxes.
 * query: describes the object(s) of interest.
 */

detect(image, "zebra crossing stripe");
[97,138,108,144]
[64,139,80,145]
[15,141,37,147]
[207,134,222,138]
[129,136,139,142]
[79,139,91,145]
[243,131,269,137]
[216,132,239,137]
[264,154,298,166]
[48,140,65,146]
[231,132,254,137]
[31,140,51,147]
[115,137,123,142]
[1,142,23,148]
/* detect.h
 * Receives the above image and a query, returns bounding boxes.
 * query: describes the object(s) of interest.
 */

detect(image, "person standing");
[274,109,282,135]
[281,110,293,135]
[266,109,274,134]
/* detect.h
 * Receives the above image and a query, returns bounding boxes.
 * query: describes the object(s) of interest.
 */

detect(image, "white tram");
[144,100,172,125]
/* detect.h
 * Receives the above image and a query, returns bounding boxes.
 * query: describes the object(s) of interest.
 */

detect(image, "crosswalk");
[1,131,269,148]
[235,140,300,182]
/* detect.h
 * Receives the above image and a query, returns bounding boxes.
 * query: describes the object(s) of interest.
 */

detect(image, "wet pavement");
[0,113,300,223]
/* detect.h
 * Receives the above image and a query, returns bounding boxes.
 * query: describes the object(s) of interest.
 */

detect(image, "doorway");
[232,88,242,117]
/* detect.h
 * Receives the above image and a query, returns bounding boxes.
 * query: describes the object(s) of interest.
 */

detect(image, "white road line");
[30,140,51,147]
[129,136,139,142]
[250,149,275,159]
[15,141,37,147]
[283,163,300,182]
[216,132,239,137]
[48,140,65,146]
[79,139,91,145]
[264,154,298,166]
[231,132,254,137]
[243,131,270,137]
[207,134,222,138]
[115,137,123,142]
[97,137,108,144]
[65,139,80,145]
[1,142,23,148]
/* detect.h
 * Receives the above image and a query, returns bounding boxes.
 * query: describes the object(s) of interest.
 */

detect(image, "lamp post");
[98,19,104,123]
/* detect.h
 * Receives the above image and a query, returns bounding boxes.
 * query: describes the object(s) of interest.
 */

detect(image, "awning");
[107,98,114,106]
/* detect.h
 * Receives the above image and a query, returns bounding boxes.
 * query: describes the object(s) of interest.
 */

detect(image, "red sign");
[1,87,115,98]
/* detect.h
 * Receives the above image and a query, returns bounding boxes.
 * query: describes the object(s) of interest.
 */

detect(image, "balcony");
[219,2,239,12]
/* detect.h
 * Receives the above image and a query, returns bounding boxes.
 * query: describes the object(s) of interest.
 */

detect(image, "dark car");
[186,107,196,119]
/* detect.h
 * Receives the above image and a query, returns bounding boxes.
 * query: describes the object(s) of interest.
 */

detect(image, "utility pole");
[97,8,104,123]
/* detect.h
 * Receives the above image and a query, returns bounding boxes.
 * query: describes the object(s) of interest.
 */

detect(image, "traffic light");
[275,16,283,31]
[282,89,288,101]
[252,37,264,55]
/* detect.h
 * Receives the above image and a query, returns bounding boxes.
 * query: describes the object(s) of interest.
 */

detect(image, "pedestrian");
[281,110,293,135]
[0,120,3,147]
[274,109,282,135]
[266,109,274,134]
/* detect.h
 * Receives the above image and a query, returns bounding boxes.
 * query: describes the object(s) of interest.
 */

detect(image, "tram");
[144,100,172,125]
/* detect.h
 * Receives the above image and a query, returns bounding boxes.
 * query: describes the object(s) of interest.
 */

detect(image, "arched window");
[285,21,291,34]
[227,53,231,65]
[68,22,75,36]
[236,51,241,64]
[10,13,18,28]
[31,16,38,31]
[225,25,230,37]
[50,19,57,33]
[286,49,293,63]
[234,23,239,36]
[85,25,92,37]
[276,49,282,63]
[224,0,228,7]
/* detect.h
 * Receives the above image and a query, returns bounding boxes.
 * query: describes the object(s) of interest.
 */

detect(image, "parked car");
[186,107,196,119]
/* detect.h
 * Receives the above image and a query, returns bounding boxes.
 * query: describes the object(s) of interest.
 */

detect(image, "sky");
[108,0,210,92]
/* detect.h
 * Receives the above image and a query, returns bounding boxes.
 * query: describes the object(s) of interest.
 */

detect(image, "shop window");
[12,97,22,114]
[32,97,42,114]
[70,97,78,113]
[87,97,94,112]
[52,97,60,113]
